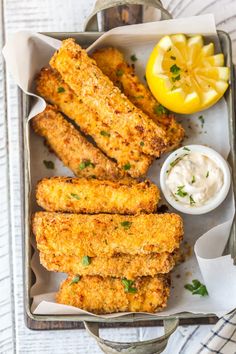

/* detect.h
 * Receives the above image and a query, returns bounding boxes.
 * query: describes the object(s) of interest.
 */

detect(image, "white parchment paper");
[3,14,236,318]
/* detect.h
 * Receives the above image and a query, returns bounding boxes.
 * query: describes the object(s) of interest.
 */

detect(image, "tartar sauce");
[166,152,224,206]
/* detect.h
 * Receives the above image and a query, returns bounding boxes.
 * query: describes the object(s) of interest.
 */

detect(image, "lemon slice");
[146,34,230,114]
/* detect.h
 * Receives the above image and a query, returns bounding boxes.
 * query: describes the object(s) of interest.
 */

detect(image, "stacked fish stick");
[92,47,185,152]
[31,38,184,314]
[33,177,183,314]
[35,38,184,179]
[32,105,123,180]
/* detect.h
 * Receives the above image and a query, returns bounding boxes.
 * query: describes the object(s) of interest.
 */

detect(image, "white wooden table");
[1,0,236,353]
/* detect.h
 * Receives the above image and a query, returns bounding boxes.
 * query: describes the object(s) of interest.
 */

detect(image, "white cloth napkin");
[195,311,236,353]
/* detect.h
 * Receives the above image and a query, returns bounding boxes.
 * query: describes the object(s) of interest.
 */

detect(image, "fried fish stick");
[32,105,123,180]
[92,47,185,151]
[50,38,169,157]
[40,252,175,278]
[36,68,152,178]
[36,177,159,214]
[57,275,170,314]
[33,212,183,257]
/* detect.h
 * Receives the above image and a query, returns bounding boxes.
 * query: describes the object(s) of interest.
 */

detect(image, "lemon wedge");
[146,34,230,114]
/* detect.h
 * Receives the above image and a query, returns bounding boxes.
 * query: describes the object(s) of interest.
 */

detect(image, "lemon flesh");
[146,34,229,114]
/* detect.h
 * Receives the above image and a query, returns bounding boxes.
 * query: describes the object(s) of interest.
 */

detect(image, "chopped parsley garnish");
[184,279,208,296]
[206,171,209,178]
[170,55,176,60]
[191,176,196,184]
[43,160,54,169]
[170,64,181,75]
[172,74,181,82]
[167,47,172,52]
[130,54,137,62]
[116,69,124,77]
[121,278,137,293]
[79,160,95,170]
[123,163,131,171]
[176,185,188,198]
[169,154,188,169]
[183,147,190,151]
[82,256,91,266]
[70,193,80,200]
[154,104,168,115]
[70,275,80,285]
[57,87,65,93]
[120,221,132,229]
[198,115,205,128]
[133,95,144,99]
[171,85,177,91]
[190,195,196,205]
[100,130,110,137]
[170,156,182,168]
[140,141,144,146]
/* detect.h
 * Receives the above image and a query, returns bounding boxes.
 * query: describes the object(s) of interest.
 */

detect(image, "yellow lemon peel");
[146,34,229,114]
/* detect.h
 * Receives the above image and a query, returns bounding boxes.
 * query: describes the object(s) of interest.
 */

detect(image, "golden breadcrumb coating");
[31,40,185,317]
[40,252,175,278]
[36,68,152,178]
[49,38,169,157]
[36,177,159,214]
[33,212,183,257]
[56,274,170,314]
[32,105,123,180]
[92,47,185,151]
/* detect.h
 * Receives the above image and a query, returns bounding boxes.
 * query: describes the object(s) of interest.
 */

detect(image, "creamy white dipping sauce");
[166,152,224,206]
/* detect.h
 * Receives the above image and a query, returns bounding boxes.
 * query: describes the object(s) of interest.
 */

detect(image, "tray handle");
[84,0,172,31]
[84,318,179,354]
[84,1,176,353]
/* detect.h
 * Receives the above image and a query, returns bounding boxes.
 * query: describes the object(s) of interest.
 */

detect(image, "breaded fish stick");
[36,177,159,214]
[40,252,175,278]
[92,47,185,151]
[57,275,170,314]
[32,106,123,180]
[50,38,169,157]
[36,68,152,178]
[33,212,183,257]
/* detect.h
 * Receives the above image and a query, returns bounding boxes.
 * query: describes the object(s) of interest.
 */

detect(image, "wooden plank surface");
[1,0,236,353]
[0,1,14,353]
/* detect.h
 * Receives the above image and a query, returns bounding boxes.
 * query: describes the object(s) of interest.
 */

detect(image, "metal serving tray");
[19,29,236,332]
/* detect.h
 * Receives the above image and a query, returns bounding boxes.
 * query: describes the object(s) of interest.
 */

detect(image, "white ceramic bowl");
[160,145,231,215]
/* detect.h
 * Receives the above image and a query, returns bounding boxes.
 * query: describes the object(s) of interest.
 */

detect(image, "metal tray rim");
[21,29,235,326]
